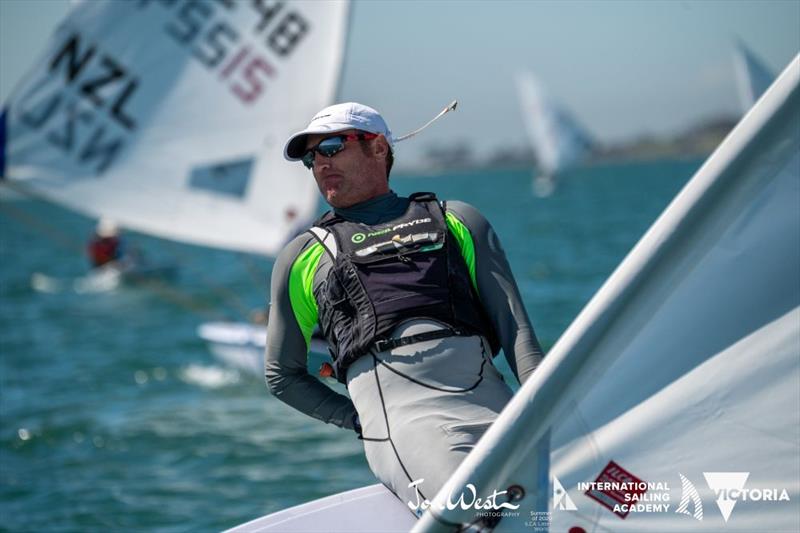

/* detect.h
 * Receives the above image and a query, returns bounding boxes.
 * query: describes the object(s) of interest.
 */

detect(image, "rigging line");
[0,196,227,321]
[241,253,270,294]
[157,238,254,322]
[126,273,228,321]
[0,182,250,321]
[394,100,458,143]
[0,197,84,255]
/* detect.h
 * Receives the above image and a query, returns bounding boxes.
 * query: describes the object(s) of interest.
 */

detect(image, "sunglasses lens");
[301,135,349,170]
[317,136,346,157]
[302,151,315,169]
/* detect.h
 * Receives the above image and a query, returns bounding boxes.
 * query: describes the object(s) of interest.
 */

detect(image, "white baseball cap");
[96,217,119,238]
[284,102,394,161]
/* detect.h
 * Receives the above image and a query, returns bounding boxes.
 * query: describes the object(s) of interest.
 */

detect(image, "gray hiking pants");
[346,319,514,514]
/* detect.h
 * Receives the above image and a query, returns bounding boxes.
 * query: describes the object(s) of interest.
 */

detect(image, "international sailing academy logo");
[675,473,703,521]
[572,465,790,524]
[553,476,577,511]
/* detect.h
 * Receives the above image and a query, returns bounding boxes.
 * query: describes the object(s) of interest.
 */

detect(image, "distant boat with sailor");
[2,1,349,343]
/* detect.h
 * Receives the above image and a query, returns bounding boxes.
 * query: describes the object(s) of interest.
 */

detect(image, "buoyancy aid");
[88,236,122,267]
[309,192,499,382]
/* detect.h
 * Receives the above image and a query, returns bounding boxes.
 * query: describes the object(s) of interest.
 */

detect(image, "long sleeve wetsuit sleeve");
[447,201,545,384]
[264,234,357,430]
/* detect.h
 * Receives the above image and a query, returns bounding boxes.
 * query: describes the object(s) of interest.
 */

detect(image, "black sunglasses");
[302,132,379,169]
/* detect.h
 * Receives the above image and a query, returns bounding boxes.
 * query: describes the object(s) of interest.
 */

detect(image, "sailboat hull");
[223,484,416,533]
[198,322,329,376]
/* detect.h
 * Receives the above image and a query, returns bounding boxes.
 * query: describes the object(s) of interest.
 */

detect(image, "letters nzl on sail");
[8,0,313,176]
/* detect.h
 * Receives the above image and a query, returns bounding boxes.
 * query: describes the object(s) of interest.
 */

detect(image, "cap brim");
[284,134,310,161]
[284,123,362,161]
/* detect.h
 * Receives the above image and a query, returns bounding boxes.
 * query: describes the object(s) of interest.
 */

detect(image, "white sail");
[733,40,774,112]
[412,54,800,532]
[515,70,592,177]
[1,0,349,256]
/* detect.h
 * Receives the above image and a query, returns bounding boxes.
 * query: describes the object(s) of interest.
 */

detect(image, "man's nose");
[315,154,332,170]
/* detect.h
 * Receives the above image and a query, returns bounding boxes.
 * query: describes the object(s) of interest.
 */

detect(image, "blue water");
[0,158,701,531]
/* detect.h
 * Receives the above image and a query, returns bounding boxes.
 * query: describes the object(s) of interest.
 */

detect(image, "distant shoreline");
[397,115,737,176]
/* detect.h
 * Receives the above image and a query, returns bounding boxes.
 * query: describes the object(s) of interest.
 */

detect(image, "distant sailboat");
[198,321,329,375]
[515,70,593,197]
[733,40,774,112]
[227,54,800,533]
[1,0,349,256]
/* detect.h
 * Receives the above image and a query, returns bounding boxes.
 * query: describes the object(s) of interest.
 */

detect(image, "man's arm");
[446,201,544,385]
[264,234,357,429]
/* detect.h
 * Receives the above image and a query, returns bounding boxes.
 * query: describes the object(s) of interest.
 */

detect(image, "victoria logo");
[704,472,749,522]
[703,472,791,523]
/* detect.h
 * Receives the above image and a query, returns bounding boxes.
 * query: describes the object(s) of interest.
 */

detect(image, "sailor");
[87,218,124,268]
[265,102,544,512]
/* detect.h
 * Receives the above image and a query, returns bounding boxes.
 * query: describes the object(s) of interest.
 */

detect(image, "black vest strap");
[408,191,437,202]
[373,327,468,352]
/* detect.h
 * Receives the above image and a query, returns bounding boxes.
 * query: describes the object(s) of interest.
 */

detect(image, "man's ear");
[373,135,390,158]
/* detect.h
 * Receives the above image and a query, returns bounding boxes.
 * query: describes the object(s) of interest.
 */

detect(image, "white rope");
[394,100,458,143]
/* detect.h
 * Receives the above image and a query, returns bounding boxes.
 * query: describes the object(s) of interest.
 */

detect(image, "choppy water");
[0,158,701,531]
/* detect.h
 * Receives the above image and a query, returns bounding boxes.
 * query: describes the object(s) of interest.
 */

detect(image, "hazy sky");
[1,0,798,165]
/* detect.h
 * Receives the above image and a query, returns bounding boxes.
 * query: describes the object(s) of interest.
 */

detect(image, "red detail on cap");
[585,460,647,519]
[569,528,587,533]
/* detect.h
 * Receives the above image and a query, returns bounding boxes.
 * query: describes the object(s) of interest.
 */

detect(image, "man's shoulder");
[274,231,319,271]
[443,199,476,212]
[443,200,488,226]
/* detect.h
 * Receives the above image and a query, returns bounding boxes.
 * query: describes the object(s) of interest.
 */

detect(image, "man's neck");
[333,191,409,224]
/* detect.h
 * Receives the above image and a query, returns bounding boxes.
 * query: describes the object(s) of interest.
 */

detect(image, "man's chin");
[325,191,343,207]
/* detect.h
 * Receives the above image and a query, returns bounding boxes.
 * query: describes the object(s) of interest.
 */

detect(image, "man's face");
[304,129,389,208]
